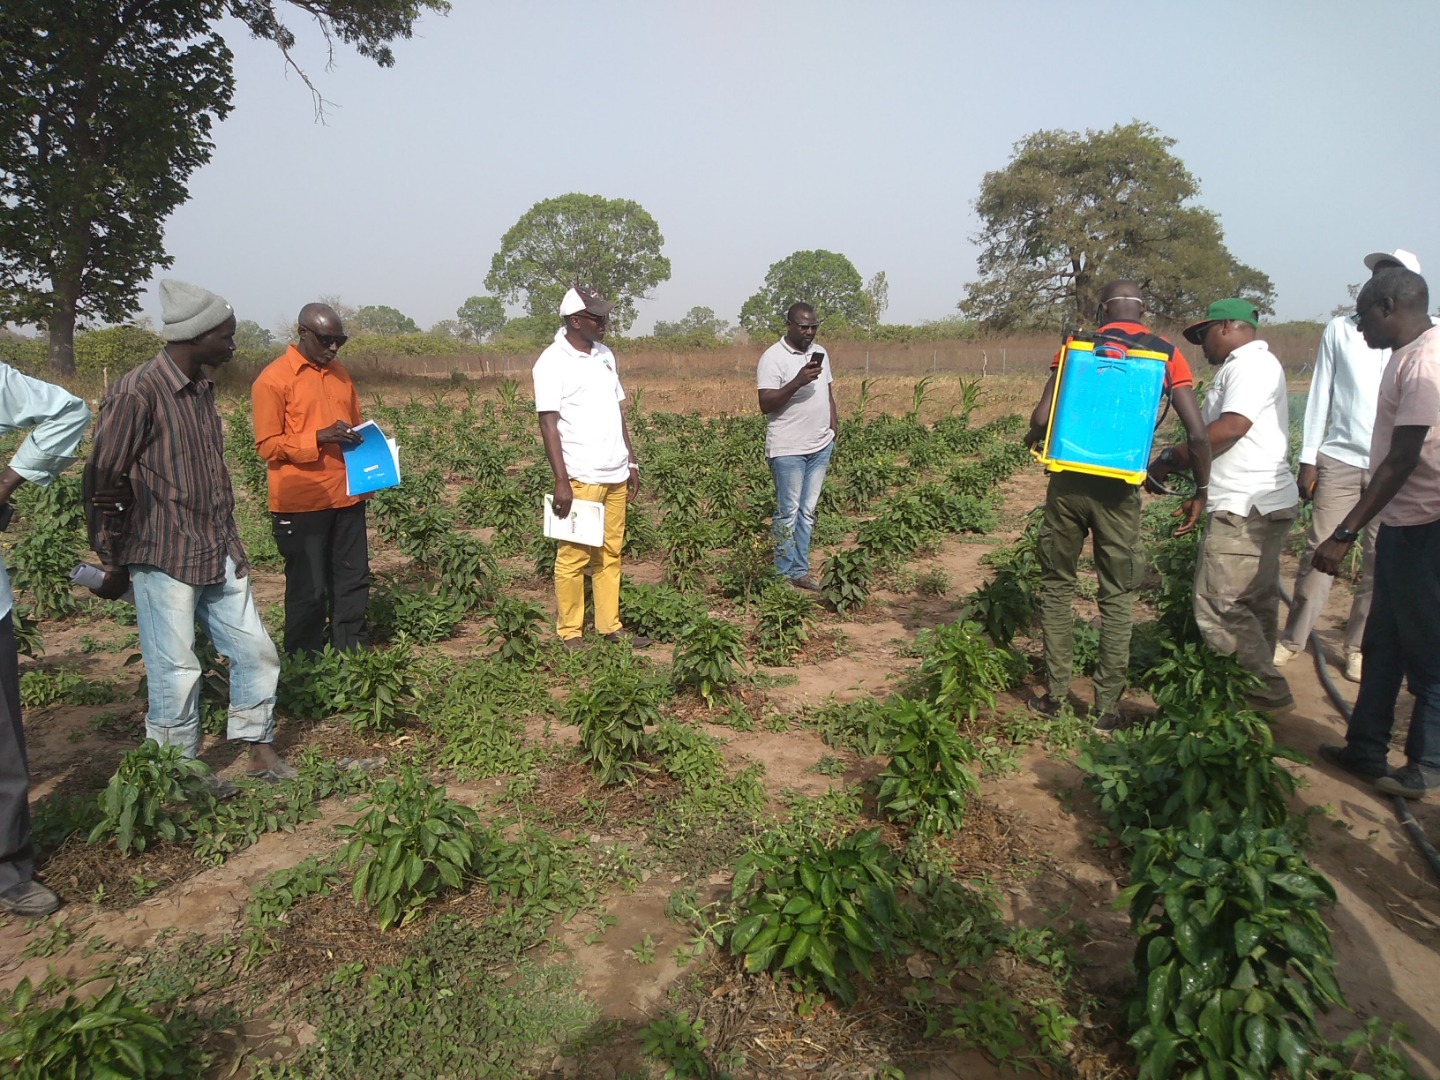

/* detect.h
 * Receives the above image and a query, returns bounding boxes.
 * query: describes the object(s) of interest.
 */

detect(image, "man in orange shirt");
[252,303,368,656]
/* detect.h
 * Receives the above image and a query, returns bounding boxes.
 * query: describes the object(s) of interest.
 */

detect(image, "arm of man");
[1024,372,1058,449]
[829,383,838,438]
[1152,386,1214,535]
[1297,322,1339,499]
[83,392,149,597]
[538,411,573,518]
[621,412,640,502]
[0,366,90,499]
[757,353,823,415]
[1313,425,1427,574]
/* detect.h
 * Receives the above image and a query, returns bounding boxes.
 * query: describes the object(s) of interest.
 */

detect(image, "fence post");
[1002,348,1007,375]
[932,350,937,374]
[865,351,870,377]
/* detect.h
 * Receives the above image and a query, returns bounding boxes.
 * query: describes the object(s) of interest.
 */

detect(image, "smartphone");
[807,351,825,369]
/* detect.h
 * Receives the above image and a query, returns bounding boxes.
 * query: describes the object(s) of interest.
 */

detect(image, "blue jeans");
[769,439,834,579]
[1345,521,1440,771]
[131,557,280,758]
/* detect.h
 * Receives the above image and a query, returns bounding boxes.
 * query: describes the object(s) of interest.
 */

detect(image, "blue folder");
[342,420,400,496]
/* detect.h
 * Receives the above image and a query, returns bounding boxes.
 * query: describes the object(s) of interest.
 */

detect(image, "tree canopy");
[485,193,672,333]
[0,1,448,374]
[350,304,419,335]
[456,295,506,342]
[958,121,1274,331]
[653,306,733,345]
[738,250,867,338]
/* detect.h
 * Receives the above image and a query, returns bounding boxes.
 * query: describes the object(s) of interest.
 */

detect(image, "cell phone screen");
[808,351,824,367]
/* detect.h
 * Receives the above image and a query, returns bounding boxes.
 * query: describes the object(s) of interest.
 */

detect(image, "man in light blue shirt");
[1277,248,1422,683]
[0,362,90,916]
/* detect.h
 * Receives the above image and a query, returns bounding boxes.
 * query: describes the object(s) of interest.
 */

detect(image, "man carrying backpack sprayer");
[1025,280,1212,732]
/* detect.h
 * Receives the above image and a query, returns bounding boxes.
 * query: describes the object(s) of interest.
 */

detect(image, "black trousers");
[272,502,371,657]
[0,613,34,892]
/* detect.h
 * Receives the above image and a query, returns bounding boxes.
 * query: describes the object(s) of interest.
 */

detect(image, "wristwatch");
[1331,525,1360,544]
[1158,447,1178,466]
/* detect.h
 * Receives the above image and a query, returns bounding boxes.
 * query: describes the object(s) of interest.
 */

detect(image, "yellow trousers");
[554,480,628,640]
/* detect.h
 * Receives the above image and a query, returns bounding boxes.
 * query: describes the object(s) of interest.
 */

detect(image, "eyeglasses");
[1353,301,1379,326]
[787,320,820,331]
[573,311,608,325]
[300,325,348,349]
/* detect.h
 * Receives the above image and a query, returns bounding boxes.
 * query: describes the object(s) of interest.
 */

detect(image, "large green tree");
[958,121,1273,331]
[0,1,448,375]
[485,193,672,333]
[738,249,867,338]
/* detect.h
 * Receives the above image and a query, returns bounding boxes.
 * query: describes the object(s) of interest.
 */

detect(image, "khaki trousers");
[554,480,628,640]
[1193,506,1298,706]
[1280,452,1377,656]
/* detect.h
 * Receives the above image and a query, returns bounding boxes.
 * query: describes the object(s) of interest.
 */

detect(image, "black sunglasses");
[572,311,608,325]
[300,325,348,348]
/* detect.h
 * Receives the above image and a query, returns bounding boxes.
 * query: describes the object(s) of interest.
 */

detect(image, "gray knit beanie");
[160,279,233,342]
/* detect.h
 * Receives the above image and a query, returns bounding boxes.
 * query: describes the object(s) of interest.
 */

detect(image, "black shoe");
[1318,744,1392,782]
[0,879,61,917]
[1092,711,1123,734]
[1376,764,1440,800]
[1027,693,1060,718]
[604,630,653,648]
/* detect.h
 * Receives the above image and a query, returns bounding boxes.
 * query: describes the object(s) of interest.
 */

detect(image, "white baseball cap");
[559,285,615,317]
[1363,249,1422,274]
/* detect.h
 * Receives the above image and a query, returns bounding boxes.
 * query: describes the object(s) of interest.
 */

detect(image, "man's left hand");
[1172,494,1206,536]
[1313,537,1350,576]
[627,467,641,503]
[91,477,134,517]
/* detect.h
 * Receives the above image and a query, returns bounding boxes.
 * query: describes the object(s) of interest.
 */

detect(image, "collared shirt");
[252,345,363,512]
[532,328,630,485]
[1203,339,1300,516]
[0,364,90,620]
[1371,325,1440,527]
[1299,315,1386,469]
[757,336,835,458]
[86,350,248,585]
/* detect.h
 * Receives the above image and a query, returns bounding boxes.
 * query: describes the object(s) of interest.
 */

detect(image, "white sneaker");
[1345,653,1363,683]
[1273,643,1299,667]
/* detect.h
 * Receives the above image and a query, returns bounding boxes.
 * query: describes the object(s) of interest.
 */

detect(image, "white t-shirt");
[1371,325,1440,527]
[757,337,835,458]
[532,329,630,485]
[1203,339,1300,516]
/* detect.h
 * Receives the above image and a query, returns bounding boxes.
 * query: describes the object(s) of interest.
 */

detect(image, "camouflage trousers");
[1193,505,1298,707]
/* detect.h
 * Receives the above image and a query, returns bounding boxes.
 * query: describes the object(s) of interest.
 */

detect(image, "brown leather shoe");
[788,574,823,592]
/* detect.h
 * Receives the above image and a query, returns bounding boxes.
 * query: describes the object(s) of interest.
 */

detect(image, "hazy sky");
[146,0,1440,336]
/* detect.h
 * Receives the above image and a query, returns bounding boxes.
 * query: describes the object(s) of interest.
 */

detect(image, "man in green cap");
[1148,298,1299,710]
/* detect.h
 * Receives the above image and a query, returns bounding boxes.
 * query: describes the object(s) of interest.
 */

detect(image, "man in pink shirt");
[1315,267,1440,798]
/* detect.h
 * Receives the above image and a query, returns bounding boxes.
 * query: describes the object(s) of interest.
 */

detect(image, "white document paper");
[544,494,605,547]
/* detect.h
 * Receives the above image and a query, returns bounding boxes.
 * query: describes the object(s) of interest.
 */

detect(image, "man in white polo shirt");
[1316,267,1440,798]
[1276,248,1424,682]
[533,286,649,651]
[757,302,838,590]
[1182,298,1300,711]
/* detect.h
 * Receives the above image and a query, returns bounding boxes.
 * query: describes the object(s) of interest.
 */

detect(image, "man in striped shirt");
[84,280,293,782]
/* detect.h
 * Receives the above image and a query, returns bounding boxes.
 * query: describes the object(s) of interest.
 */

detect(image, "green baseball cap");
[1183,298,1260,344]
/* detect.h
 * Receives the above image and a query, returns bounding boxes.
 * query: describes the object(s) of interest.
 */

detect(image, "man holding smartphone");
[758,302,838,590]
